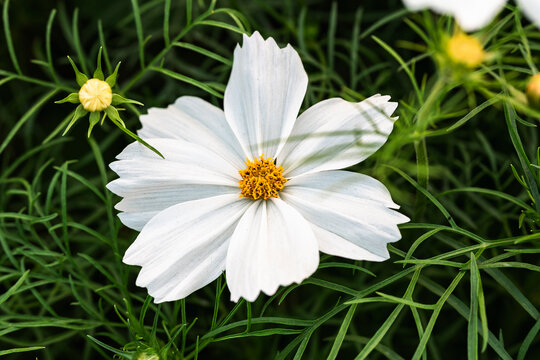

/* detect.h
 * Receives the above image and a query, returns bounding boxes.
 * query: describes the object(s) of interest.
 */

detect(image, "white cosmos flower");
[107,32,409,303]
[403,0,540,32]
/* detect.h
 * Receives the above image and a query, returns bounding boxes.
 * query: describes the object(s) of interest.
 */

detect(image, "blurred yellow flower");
[526,73,540,108]
[446,33,485,68]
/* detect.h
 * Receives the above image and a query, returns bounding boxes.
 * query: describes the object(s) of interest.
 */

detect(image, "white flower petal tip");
[224,31,308,160]
[402,0,507,32]
[278,94,399,177]
[283,171,409,263]
[518,0,540,29]
[226,199,319,302]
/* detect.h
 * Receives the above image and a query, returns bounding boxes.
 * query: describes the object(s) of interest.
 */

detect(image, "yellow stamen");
[79,78,112,112]
[238,155,287,200]
[446,33,485,68]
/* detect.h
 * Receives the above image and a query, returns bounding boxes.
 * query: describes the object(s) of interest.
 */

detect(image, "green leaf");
[105,61,121,87]
[0,347,46,356]
[386,165,458,228]
[151,67,224,98]
[45,9,58,82]
[108,114,164,159]
[164,0,171,46]
[411,272,467,360]
[86,336,133,358]
[372,35,423,104]
[173,42,232,66]
[468,254,479,360]
[93,46,104,80]
[111,94,143,106]
[197,19,247,34]
[447,97,499,132]
[62,104,88,135]
[55,92,80,104]
[0,90,58,155]
[97,19,112,73]
[130,0,145,68]
[477,269,489,352]
[504,100,540,216]
[71,8,88,74]
[0,270,30,306]
[3,0,22,74]
[327,304,357,360]
[67,56,88,86]
[88,111,101,137]
[518,318,540,360]
[104,105,125,127]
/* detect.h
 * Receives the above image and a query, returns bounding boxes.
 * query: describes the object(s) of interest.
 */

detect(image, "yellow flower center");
[446,33,485,68]
[526,73,540,105]
[78,78,112,112]
[238,155,287,200]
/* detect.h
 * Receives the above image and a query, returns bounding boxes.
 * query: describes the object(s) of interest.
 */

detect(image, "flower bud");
[446,33,485,68]
[526,73,540,108]
[135,350,159,360]
[78,78,112,112]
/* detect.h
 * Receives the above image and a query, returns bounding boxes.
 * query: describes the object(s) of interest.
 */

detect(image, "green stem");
[122,8,217,93]
[413,75,446,221]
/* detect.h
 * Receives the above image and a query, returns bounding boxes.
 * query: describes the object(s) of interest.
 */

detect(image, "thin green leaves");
[0,270,30,306]
[93,47,104,80]
[164,0,171,46]
[3,0,22,74]
[411,271,466,360]
[173,42,232,66]
[45,9,58,82]
[372,35,423,104]
[504,100,540,217]
[150,67,224,98]
[106,107,163,158]
[71,8,88,74]
[467,254,479,360]
[0,347,45,356]
[130,0,145,68]
[0,90,58,155]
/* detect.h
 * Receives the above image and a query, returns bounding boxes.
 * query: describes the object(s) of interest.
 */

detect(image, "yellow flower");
[526,73,540,108]
[78,78,113,112]
[446,33,485,68]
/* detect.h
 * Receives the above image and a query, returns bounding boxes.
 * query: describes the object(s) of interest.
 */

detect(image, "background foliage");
[1,0,539,359]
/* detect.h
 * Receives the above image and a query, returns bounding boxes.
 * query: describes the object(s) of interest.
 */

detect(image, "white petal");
[402,0,506,32]
[138,96,245,169]
[312,224,387,262]
[224,32,308,160]
[518,0,540,28]
[281,171,409,261]
[108,139,240,230]
[278,95,397,178]
[123,194,251,303]
[226,198,319,302]
[286,170,399,208]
